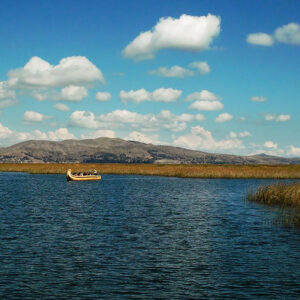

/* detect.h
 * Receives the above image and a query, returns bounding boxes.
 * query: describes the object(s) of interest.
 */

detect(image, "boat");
[66,169,101,181]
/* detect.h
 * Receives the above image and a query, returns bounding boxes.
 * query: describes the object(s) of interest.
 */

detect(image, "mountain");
[0,137,299,164]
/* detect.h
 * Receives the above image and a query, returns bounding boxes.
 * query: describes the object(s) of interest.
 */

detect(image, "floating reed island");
[247,182,300,227]
[0,163,300,179]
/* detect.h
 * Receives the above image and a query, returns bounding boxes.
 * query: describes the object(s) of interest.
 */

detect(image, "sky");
[0,0,299,156]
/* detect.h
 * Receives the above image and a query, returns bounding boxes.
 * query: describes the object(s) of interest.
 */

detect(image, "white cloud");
[239,131,251,137]
[80,130,116,139]
[264,114,291,122]
[96,92,111,102]
[32,92,48,101]
[23,111,51,122]
[47,128,76,141]
[230,131,251,138]
[251,96,267,102]
[8,56,104,88]
[247,23,300,47]
[277,115,291,122]
[31,85,88,102]
[149,66,194,78]
[185,90,219,101]
[0,81,17,108]
[239,117,246,121]
[188,61,210,74]
[70,109,204,133]
[69,111,101,129]
[0,99,17,109]
[0,122,75,145]
[216,113,233,123]
[264,141,278,149]
[54,103,70,112]
[0,81,16,100]
[60,85,88,102]
[126,131,161,144]
[120,88,182,103]
[189,100,223,111]
[274,23,300,45]
[0,123,13,139]
[173,126,244,151]
[61,85,88,102]
[123,14,221,60]
[287,145,300,156]
[246,33,274,46]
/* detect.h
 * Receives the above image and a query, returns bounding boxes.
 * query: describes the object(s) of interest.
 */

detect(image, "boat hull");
[66,169,101,181]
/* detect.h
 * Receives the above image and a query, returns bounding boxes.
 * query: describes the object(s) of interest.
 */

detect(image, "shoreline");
[0,163,300,179]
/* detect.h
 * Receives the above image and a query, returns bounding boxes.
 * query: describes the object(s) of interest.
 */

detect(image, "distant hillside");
[0,137,299,165]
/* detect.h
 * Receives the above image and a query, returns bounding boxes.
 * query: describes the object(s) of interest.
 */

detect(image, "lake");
[0,172,299,299]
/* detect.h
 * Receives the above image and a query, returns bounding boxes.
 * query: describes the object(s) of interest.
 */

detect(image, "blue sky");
[0,0,299,156]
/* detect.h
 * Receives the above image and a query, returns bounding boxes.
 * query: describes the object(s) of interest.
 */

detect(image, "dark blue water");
[0,172,299,299]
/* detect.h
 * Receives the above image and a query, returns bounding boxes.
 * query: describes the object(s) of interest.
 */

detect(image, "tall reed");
[247,182,300,227]
[0,163,300,179]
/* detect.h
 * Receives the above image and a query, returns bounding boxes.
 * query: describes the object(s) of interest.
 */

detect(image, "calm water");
[0,172,299,299]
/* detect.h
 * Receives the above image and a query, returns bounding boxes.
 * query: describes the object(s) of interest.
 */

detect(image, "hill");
[0,137,299,165]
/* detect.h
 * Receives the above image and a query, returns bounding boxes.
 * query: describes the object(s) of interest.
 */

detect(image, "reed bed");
[247,182,300,207]
[0,163,300,178]
[247,182,300,227]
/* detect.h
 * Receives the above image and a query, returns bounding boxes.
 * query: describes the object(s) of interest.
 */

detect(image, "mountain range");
[0,137,299,165]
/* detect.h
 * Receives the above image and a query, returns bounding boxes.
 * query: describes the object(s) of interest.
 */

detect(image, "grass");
[247,182,300,227]
[0,163,300,178]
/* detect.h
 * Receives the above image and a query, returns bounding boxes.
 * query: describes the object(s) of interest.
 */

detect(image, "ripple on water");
[0,173,299,299]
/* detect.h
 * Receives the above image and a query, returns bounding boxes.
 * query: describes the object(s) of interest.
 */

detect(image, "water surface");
[0,173,299,299]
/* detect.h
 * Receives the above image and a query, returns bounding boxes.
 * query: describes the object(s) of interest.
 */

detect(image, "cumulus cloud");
[60,85,88,101]
[246,33,274,46]
[120,88,182,103]
[185,90,219,101]
[274,23,300,45]
[188,61,210,74]
[126,131,161,144]
[173,126,244,151]
[149,61,210,78]
[264,114,291,122]
[149,66,194,78]
[96,92,111,102]
[0,81,17,108]
[69,109,204,133]
[47,128,76,141]
[0,122,76,145]
[187,90,223,111]
[247,22,300,47]
[287,145,300,156]
[189,100,223,111]
[215,113,233,123]
[80,130,116,139]
[251,96,267,102]
[23,111,51,122]
[230,131,251,138]
[54,103,70,112]
[123,14,221,60]
[0,122,13,139]
[69,111,102,129]
[264,141,278,149]
[8,56,104,88]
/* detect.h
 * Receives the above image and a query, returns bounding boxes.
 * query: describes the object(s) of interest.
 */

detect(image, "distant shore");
[0,163,300,179]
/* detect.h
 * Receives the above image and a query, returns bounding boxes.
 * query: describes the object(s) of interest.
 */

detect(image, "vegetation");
[0,163,300,178]
[247,182,300,227]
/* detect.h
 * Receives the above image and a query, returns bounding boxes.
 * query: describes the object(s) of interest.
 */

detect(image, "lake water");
[0,172,299,299]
